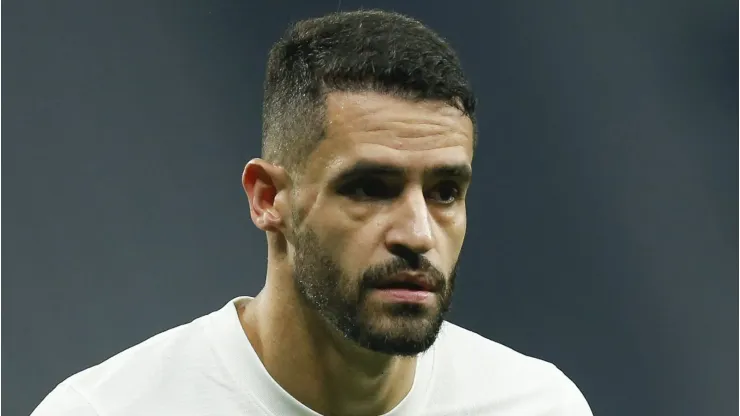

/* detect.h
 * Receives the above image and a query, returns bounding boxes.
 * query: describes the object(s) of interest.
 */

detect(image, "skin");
[240,91,474,416]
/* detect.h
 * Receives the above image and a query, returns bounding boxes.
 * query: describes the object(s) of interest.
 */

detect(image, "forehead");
[304,91,474,179]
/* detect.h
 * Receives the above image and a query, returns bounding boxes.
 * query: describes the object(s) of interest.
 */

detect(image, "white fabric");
[32,297,593,415]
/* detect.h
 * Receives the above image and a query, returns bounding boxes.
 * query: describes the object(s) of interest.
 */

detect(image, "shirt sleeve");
[30,383,99,416]
[553,368,594,416]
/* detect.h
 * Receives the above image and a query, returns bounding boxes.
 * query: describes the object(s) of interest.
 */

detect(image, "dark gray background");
[4,1,737,415]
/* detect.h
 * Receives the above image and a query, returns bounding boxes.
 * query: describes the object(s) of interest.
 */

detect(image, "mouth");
[370,285,435,304]
[375,280,431,291]
[373,272,437,303]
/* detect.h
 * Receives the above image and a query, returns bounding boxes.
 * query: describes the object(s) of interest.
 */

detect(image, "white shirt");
[32,297,593,415]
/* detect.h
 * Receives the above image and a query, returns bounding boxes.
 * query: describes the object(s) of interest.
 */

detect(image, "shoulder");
[30,382,99,416]
[432,321,563,383]
[425,321,593,415]
[32,313,217,414]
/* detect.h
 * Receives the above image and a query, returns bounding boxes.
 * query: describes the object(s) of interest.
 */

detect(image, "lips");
[371,273,436,292]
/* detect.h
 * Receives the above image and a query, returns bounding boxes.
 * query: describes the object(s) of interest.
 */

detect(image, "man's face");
[288,91,474,356]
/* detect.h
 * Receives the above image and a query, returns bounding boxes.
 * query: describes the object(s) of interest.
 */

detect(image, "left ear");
[242,158,290,233]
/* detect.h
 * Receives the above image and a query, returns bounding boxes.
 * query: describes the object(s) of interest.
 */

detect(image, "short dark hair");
[262,10,476,174]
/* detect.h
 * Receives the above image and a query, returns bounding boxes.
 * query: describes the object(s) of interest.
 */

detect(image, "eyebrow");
[425,164,473,182]
[331,160,473,183]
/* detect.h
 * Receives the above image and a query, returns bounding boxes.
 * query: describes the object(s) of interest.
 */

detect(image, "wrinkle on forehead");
[353,130,469,152]
[300,91,474,183]
[324,91,474,151]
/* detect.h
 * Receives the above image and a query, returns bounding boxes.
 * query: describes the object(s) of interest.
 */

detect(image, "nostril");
[388,244,422,269]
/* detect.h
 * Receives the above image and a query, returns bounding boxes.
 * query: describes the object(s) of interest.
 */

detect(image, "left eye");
[428,182,460,204]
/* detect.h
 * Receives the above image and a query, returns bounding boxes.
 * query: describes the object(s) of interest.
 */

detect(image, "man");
[32,10,593,416]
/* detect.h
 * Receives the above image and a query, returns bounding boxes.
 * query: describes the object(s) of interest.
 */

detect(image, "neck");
[239,261,417,416]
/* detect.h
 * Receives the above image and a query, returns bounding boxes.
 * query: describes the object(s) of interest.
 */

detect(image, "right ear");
[242,159,289,233]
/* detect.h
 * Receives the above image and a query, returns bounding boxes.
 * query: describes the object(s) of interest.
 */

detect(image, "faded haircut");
[261,9,477,174]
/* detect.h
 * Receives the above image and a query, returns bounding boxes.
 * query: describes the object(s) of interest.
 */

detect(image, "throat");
[322,354,417,416]
[241,290,418,416]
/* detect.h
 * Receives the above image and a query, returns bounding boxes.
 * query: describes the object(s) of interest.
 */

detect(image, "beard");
[290,225,457,356]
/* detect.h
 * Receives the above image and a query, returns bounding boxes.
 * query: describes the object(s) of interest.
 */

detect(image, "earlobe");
[242,159,288,232]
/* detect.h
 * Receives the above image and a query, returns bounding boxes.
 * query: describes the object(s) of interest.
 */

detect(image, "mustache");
[360,256,447,292]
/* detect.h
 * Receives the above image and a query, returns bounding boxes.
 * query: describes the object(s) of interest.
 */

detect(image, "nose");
[385,188,435,256]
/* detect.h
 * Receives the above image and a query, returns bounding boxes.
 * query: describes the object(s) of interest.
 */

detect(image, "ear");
[242,159,290,233]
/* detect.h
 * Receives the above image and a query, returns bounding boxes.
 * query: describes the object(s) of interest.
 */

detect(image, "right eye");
[338,178,394,200]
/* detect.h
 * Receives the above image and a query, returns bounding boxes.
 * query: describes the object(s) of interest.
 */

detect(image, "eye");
[428,181,460,204]
[338,177,395,200]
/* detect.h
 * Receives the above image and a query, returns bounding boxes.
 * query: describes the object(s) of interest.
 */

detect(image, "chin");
[360,329,442,356]
[353,310,445,356]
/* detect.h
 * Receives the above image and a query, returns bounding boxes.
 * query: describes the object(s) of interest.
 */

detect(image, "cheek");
[304,200,379,267]
[313,194,381,240]
[454,208,467,242]
[333,221,384,270]
[338,199,377,223]
[436,206,467,256]
[456,211,468,249]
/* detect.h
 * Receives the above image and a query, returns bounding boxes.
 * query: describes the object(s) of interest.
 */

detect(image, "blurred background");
[3,1,737,415]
